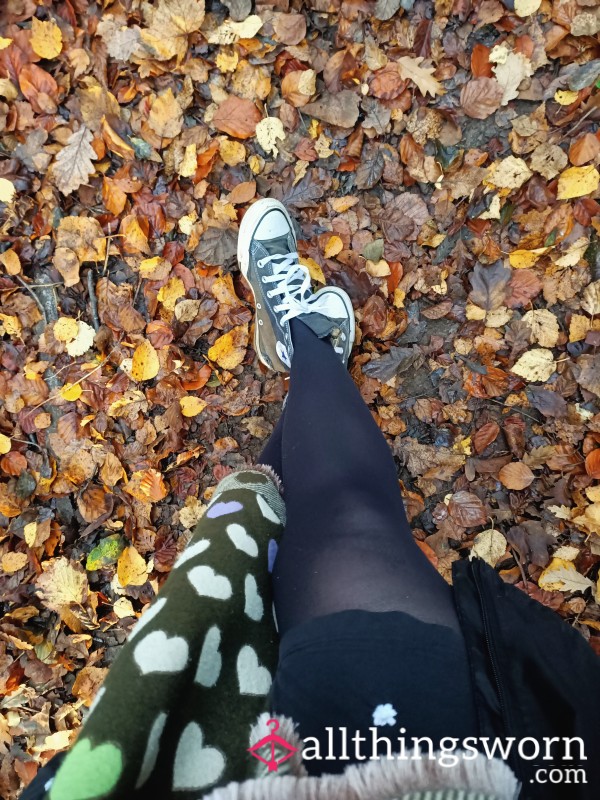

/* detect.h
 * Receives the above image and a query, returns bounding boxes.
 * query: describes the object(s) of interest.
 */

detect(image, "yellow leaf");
[508,247,550,268]
[139,0,206,63]
[0,433,11,454]
[216,50,239,73]
[2,552,28,574]
[538,558,594,592]
[470,529,507,566]
[148,88,183,139]
[0,177,16,204]
[557,165,600,200]
[24,522,38,548]
[0,38,12,50]
[117,546,148,587]
[299,256,325,284]
[177,144,197,178]
[54,317,80,343]
[0,313,21,336]
[60,383,83,402]
[219,139,246,167]
[139,256,172,281]
[255,117,286,157]
[125,468,168,502]
[56,216,106,262]
[0,248,21,275]
[180,396,208,416]
[157,277,186,311]
[206,15,263,45]
[208,324,249,369]
[365,259,391,277]
[131,339,160,381]
[485,156,532,191]
[555,89,578,105]
[324,235,343,258]
[120,215,150,255]
[30,18,63,59]
[511,349,556,382]
[522,309,559,348]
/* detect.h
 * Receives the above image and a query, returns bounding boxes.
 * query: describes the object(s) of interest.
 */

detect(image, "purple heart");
[207,500,243,518]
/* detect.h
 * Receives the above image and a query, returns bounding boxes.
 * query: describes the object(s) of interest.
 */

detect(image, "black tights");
[259,318,461,639]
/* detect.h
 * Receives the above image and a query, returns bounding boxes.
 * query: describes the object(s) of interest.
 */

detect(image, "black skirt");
[269,608,480,776]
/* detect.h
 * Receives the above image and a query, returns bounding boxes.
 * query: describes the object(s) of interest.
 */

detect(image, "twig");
[87,268,100,331]
[33,269,59,324]
[15,275,46,322]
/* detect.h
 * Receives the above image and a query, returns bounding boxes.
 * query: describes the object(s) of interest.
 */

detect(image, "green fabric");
[46,469,285,800]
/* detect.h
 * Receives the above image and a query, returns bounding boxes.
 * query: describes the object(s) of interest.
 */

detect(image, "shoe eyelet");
[262,277,267,283]
[256,303,261,309]
[258,319,264,326]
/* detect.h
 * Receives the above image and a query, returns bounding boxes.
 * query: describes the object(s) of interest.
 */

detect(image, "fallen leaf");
[538,558,594,593]
[511,349,556,382]
[324,235,343,258]
[303,90,360,128]
[557,165,600,200]
[139,0,206,62]
[131,339,160,381]
[0,433,11,454]
[460,78,503,119]
[2,552,28,574]
[213,96,262,139]
[471,528,507,566]
[208,324,249,369]
[180,396,208,416]
[447,491,487,527]
[30,18,63,60]
[148,89,183,139]
[498,461,535,490]
[66,321,96,357]
[397,56,444,98]
[522,309,559,347]
[0,177,16,203]
[117,546,148,587]
[52,126,97,196]
[256,117,286,157]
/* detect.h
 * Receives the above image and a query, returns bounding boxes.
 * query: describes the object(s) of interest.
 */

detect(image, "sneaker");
[238,198,311,372]
[297,286,355,368]
[238,198,356,371]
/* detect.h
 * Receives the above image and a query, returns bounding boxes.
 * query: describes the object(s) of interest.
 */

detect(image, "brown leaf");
[585,449,600,479]
[468,261,511,311]
[447,491,487,528]
[498,462,535,490]
[303,90,360,128]
[212,96,262,139]
[473,421,500,454]
[52,126,97,197]
[18,63,58,114]
[471,44,493,78]
[460,78,503,119]
[569,133,600,167]
[272,13,306,46]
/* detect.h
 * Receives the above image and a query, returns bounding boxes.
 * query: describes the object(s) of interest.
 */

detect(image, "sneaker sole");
[238,199,298,372]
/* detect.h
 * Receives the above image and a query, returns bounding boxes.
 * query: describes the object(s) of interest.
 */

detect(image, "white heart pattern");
[128,597,167,642]
[256,494,282,524]
[187,565,232,600]
[244,574,263,622]
[134,630,189,675]
[173,722,225,790]
[237,645,272,696]
[226,524,258,557]
[136,712,167,788]
[174,538,210,570]
[195,625,222,688]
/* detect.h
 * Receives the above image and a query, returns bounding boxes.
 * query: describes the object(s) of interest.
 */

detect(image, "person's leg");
[260,317,460,638]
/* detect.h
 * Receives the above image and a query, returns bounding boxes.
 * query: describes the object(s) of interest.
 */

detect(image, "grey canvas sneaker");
[238,198,355,371]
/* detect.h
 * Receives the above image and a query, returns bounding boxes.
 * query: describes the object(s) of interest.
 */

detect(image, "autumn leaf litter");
[1,0,600,792]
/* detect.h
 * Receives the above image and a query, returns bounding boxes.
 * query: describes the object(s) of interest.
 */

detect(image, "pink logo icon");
[247,718,298,772]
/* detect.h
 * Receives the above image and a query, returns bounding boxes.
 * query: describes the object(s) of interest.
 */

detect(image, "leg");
[267,318,461,637]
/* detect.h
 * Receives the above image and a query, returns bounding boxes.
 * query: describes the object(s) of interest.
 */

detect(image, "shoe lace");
[258,253,313,324]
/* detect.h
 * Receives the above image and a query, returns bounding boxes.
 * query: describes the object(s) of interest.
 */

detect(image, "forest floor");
[1,0,600,795]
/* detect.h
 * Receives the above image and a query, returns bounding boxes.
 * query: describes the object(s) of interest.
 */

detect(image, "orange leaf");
[498,462,535,491]
[212,96,262,139]
[585,450,600,479]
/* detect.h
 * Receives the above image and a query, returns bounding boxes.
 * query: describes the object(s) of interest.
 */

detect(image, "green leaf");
[86,535,126,571]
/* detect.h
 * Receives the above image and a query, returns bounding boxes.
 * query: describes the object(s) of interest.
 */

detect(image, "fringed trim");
[251,464,284,496]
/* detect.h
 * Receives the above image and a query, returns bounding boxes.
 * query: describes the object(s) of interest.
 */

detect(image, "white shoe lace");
[257,253,314,324]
